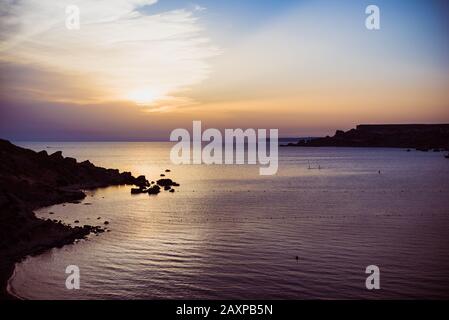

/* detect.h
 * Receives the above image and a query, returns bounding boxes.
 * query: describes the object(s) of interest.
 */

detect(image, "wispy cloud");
[193,4,207,12]
[0,0,218,110]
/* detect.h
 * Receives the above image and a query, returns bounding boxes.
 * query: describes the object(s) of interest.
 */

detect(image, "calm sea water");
[8,142,449,299]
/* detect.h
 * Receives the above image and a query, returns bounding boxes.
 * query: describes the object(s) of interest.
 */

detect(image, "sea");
[7,142,449,299]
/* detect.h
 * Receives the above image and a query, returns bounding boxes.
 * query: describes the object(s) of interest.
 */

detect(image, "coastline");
[6,262,22,300]
[283,124,449,150]
[0,221,94,300]
[0,139,149,300]
[0,260,16,300]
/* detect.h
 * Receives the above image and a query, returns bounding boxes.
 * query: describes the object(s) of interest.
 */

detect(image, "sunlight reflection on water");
[9,142,449,299]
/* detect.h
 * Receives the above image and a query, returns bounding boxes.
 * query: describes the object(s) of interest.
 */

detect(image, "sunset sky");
[1,0,448,140]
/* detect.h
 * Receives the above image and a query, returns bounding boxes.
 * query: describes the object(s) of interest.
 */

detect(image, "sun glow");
[127,89,162,106]
[0,1,217,110]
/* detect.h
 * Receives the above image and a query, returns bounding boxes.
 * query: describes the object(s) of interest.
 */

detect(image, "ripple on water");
[9,144,449,299]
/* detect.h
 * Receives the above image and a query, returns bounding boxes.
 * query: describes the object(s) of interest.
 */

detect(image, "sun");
[127,89,161,105]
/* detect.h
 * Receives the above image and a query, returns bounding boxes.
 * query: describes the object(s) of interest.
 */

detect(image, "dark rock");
[65,157,77,165]
[135,175,149,188]
[169,189,175,193]
[164,186,171,191]
[104,221,109,225]
[37,150,48,157]
[147,185,161,195]
[284,124,449,149]
[80,160,95,168]
[157,179,174,187]
[121,171,133,179]
[0,138,151,299]
[49,151,64,160]
[131,188,147,194]
[165,169,171,172]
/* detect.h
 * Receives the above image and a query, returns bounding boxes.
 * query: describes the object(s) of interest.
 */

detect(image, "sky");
[0,0,448,141]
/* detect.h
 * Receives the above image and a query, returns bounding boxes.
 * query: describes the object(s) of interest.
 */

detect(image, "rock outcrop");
[0,139,148,299]
[284,124,449,149]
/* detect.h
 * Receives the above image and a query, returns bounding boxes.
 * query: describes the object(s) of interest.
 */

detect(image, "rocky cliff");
[285,124,449,149]
[0,139,148,299]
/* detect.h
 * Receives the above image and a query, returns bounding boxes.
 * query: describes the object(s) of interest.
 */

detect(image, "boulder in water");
[157,179,174,187]
[131,188,147,194]
[147,185,161,195]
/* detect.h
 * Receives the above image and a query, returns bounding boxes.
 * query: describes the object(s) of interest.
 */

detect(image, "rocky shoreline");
[0,139,150,299]
[283,124,449,151]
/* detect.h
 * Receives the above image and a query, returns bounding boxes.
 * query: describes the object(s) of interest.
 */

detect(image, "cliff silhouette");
[285,124,449,150]
[0,139,149,299]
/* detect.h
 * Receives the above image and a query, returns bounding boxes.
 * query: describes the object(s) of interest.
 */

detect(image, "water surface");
[9,143,449,299]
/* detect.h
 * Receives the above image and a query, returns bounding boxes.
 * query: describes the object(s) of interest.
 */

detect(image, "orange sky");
[0,0,448,140]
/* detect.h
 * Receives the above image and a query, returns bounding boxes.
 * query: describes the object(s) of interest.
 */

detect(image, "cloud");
[0,0,218,110]
[193,4,207,12]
